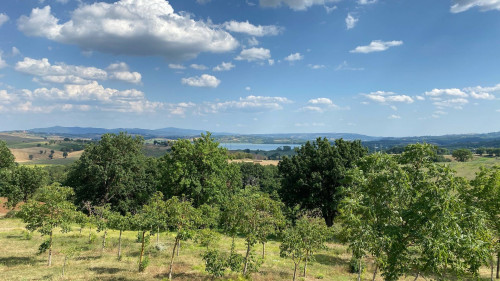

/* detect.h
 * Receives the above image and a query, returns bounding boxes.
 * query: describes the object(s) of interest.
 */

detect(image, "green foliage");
[2,165,48,208]
[65,132,158,214]
[238,162,281,197]
[198,204,221,229]
[195,228,221,249]
[452,148,473,162]
[338,144,493,281]
[139,256,149,272]
[37,239,51,255]
[0,140,15,169]
[18,183,76,236]
[278,138,367,226]
[202,249,228,278]
[348,257,365,274]
[159,132,241,207]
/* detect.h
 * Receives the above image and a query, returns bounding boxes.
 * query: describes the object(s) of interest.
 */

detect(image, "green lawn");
[445,156,500,179]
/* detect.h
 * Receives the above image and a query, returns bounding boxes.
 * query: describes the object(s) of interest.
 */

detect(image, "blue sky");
[0,0,499,137]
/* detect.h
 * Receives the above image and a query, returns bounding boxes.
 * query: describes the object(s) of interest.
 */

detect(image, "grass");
[442,156,500,179]
[0,218,495,281]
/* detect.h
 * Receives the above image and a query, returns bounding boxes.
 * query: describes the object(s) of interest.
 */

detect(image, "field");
[0,217,494,281]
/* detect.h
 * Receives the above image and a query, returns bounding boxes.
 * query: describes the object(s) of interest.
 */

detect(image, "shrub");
[202,249,228,279]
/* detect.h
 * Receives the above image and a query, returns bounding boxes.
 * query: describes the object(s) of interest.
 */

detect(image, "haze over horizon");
[1,0,500,137]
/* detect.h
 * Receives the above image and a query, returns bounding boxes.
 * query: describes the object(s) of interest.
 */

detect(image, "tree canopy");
[278,138,367,226]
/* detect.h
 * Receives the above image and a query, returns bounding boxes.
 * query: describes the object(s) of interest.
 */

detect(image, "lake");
[219,143,301,151]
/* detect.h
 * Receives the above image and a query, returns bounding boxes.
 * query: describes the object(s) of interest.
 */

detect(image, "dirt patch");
[11,148,83,163]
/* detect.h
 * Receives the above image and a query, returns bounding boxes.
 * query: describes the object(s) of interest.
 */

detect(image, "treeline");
[0,133,499,281]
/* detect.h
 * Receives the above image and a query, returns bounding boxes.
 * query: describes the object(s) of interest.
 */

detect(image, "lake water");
[219,143,301,151]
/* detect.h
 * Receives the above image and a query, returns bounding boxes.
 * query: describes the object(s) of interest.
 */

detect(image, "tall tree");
[3,166,48,208]
[339,145,493,281]
[452,148,473,162]
[0,140,15,169]
[17,184,77,266]
[159,132,241,207]
[278,138,367,226]
[65,132,158,213]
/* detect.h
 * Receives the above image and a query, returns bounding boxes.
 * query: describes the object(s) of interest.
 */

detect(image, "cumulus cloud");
[235,47,271,61]
[388,114,401,119]
[259,0,337,11]
[11,47,21,56]
[181,74,220,88]
[0,52,7,69]
[365,91,414,104]
[463,84,499,100]
[308,64,326,69]
[0,81,163,113]
[424,88,468,97]
[345,13,358,29]
[284,52,303,62]
[190,64,208,70]
[169,64,186,70]
[300,98,339,112]
[450,0,500,13]
[358,0,377,4]
[224,21,283,36]
[17,1,238,60]
[15,57,142,84]
[433,98,469,109]
[213,62,235,71]
[0,13,9,27]
[206,95,292,113]
[350,40,403,53]
[335,61,363,71]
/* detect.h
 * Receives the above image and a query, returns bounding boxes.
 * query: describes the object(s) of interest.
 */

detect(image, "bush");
[202,249,228,278]
[228,252,244,272]
[139,256,149,272]
[195,228,221,249]
[348,257,365,274]
[38,239,51,255]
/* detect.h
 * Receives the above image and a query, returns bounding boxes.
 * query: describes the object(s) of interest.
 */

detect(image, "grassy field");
[441,156,500,180]
[0,217,495,281]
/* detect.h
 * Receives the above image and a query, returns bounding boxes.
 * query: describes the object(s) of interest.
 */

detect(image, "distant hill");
[27,126,230,138]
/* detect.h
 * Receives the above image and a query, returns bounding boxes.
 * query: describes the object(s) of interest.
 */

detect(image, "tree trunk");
[88,226,92,244]
[303,250,309,277]
[496,251,499,279]
[492,256,495,281]
[168,237,179,280]
[138,231,146,272]
[176,240,180,256]
[262,242,265,259]
[117,229,122,260]
[357,258,361,281]
[324,213,333,227]
[413,272,419,281]
[62,255,67,277]
[243,242,251,275]
[156,226,160,245]
[48,230,53,266]
[293,262,298,281]
[101,230,107,255]
[372,264,378,281]
[79,227,82,236]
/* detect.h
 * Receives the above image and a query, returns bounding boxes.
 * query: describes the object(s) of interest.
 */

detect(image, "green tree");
[452,148,473,162]
[278,138,367,226]
[467,166,500,279]
[17,184,77,266]
[0,140,15,169]
[159,132,241,207]
[339,145,493,281]
[238,162,281,197]
[108,211,131,260]
[280,217,328,281]
[65,132,158,214]
[223,187,284,275]
[3,166,48,208]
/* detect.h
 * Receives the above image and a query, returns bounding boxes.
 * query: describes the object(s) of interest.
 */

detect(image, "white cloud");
[433,98,469,109]
[388,114,401,119]
[224,21,283,36]
[424,88,468,97]
[190,64,208,70]
[300,98,339,112]
[324,5,337,13]
[470,91,495,100]
[167,102,196,116]
[415,95,425,101]
[248,37,259,46]
[15,57,142,84]
[196,0,212,4]
[358,0,377,4]
[268,59,275,66]
[245,86,251,91]
[213,62,235,71]
[11,47,21,56]
[259,0,338,11]
[295,122,325,127]
[169,64,186,70]
[207,95,292,113]
[182,74,220,88]
[345,13,358,29]
[235,47,271,61]
[365,91,414,104]
[284,52,303,62]
[1,81,163,113]
[450,0,500,13]
[308,64,326,69]
[350,40,403,53]
[0,13,9,27]
[17,1,238,60]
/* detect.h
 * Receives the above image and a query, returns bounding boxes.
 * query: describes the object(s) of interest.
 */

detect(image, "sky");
[0,0,500,137]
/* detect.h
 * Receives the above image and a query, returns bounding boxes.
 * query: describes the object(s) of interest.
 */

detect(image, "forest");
[0,132,499,281]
